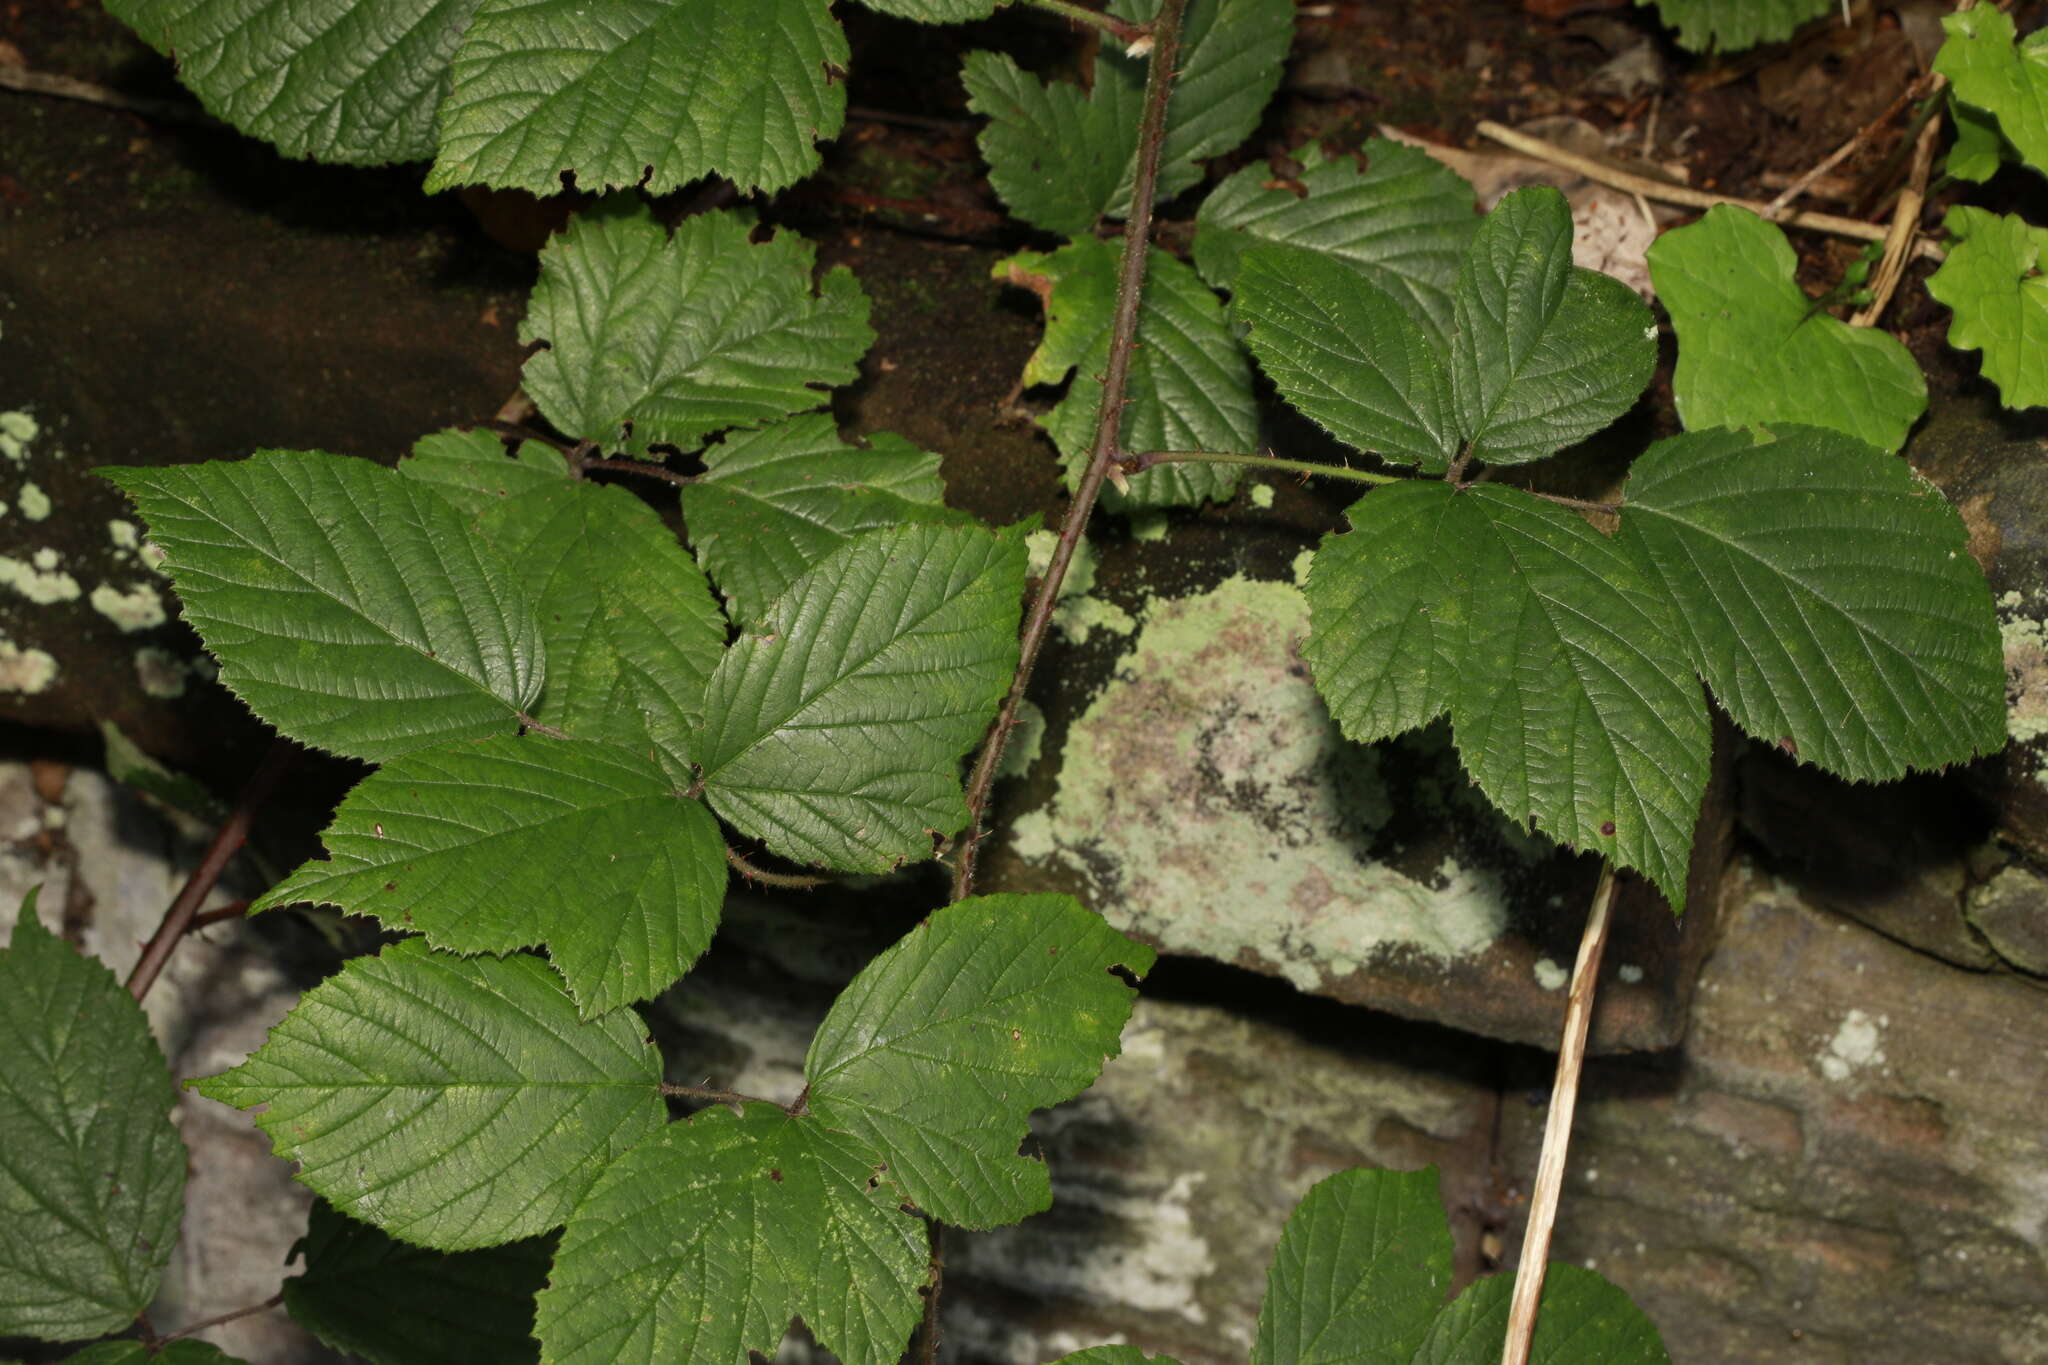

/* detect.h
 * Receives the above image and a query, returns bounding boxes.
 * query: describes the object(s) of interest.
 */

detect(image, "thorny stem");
[1021,0,1152,46]
[1118,449,1401,487]
[577,454,696,487]
[1500,863,1621,1365]
[126,739,295,1003]
[160,1293,285,1343]
[950,0,1190,904]
[917,1222,946,1365]
[659,1082,764,1109]
[725,846,830,890]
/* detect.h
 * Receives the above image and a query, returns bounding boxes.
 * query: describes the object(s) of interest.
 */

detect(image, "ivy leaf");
[0,890,186,1340]
[1232,246,1458,472]
[283,1201,553,1365]
[696,523,1026,871]
[1925,206,2048,409]
[195,939,664,1250]
[805,894,1155,1229]
[535,1104,925,1365]
[520,203,873,458]
[1250,1167,1452,1365]
[1647,206,1926,453]
[104,452,542,764]
[1000,238,1255,510]
[1304,483,1709,907]
[396,428,570,520]
[1450,187,1655,465]
[254,735,724,1017]
[1412,1264,1668,1365]
[1935,6,2048,176]
[680,414,972,627]
[64,1343,250,1365]
[100,0,477,164]
[961,50,1143,237]
[1194,139,1480,349]
[1618,424,2007,782]
[480,480,727,768]
[1634,0,1830,53]
[426,0,848,195]
[1947,102,2010,184]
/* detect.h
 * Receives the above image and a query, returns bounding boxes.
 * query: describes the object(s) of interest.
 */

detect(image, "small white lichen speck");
[91,582,167,632]
[0,637,58,694]
[1819,1008,1886,1082]
[16,481,50,521]
[0,554,81,605]
[1533,957,1568,991]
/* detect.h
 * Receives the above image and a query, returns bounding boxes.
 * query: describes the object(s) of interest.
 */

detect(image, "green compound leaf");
[64,1342,250,1365]
[1648,206,1926,453]
[253,735,725,1019]
[536,1104,924,1365]
[195,939,664,1250]
[1449,187,1655,466]
[396,428,570,520]
[1233,245,1457,472]
[101,0,477,164]
[696,523,1026,871]
[0,890,186,1340]
[521,203,873,459]
[1250,1167,1452,1365]
[480,480,727,768]
[1194,139,1480,349]
[1412,1264,1669,1365]
[680,414,973,627]
[806,894,1155,1229]
[1000,237,1255,510]
[1925,206,2048,409]
[104,451,542,765]
[427,0,847,196]
[1936,7,2048,176]
[961,49,1143,237]
[283,1200,553,1365]
[1947,102,2009,184]
[1634,0,1830,53]
[1618,424,2007,782]
[1305,482,1709,907]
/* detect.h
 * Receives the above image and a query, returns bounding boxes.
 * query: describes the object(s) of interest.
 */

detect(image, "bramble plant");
[0,1,2012,1363]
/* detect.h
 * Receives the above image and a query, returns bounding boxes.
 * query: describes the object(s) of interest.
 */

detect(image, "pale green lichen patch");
[0,636,58,694]
[91,582,167,632]
[0,410,36,463]
[0,552,81,605]
[17,481,49,521]
[997,699,1047,780]
[1997,588,2048,789]
[1054,594,1136,644]
[1249,483,1275,509]
[1009,575,1509,988]
[1533,957,1567,990]
[108,519,140,551]
[1128,511,1169,541]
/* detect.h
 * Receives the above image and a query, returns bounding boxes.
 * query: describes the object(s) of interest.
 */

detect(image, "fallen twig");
[0,63,211,126]
[1851,107,1942,327]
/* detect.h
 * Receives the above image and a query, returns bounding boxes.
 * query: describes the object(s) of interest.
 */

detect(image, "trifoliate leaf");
[1194,140,1480,348]
[961,50,1143,237]
[480,480,727,769]
[0,891,186,1340]
[1450,187,1655,465]
[104,452,542,763]
[1618,424,2007,781]
[535,1105,925,1365]
[283,1201,552,1365]
[1000,238,1255,510]
[1635,0,1830,53]
[680,414,972,627]
[1250,1167,1452,1365]
[253,735,724,1018]
[859,0,1006,17]
[101,0,477,164]
[1233,246,1458,472]
[1925,206,2048,409]
[426,0,848,195]
[64,1343,249,1365]
[806,894,1155,1229]
[1648,206,1926,453]
[1935,7,2048,177]
[396,429,570,520]
[195,939,664,1250]
[696,523,1026,871]
[1947,102,2009,184]
[1305,483,1709,907]
[1412,1264,1669,1365]
[520,203,873,458]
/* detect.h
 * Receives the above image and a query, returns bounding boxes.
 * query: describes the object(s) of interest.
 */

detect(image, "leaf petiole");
[1117,448,1402,486]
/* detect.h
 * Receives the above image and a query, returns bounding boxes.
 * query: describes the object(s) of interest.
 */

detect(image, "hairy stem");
[577,454,695,487]
[1500,863,1620,1365]
[1021,0,1151,45]
[1119,449,1402,487]
[161,1293,285,1343]
[658,1082,765,1107]
[725,846,830,890]
[950,0,1191,904]
[126,739,295,1002]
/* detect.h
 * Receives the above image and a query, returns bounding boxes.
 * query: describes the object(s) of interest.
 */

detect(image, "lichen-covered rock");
[1966,864,2048,976]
